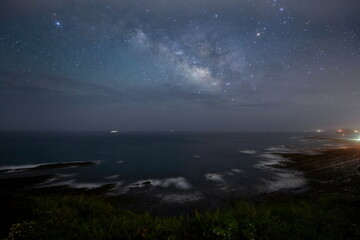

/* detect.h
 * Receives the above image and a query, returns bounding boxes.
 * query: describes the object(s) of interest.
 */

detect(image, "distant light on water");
[350,136,360,142]
[110,130,118,133]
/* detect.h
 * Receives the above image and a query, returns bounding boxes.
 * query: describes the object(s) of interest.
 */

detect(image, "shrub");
[4,194,360,240]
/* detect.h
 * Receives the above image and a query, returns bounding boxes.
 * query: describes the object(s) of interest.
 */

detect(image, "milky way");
[0,0,360,131]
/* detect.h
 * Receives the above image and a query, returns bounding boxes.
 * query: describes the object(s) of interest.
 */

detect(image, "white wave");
[0,163,50,171]
[224,168,243,176]
[254,145,308,193]
[0,161,99,172]
[153,177,192,190]
[43,180,75,187]
[255,153,286,169]
[33,173,78,187]
[239,150,257,154]
[106,182,125,195]
[72,182,106,189]
[226,171,235,176]
[265,145,299,153]
[231,168,243,174]
[42,180,107,189]
[105,174,120,180]
[260,171,307,192]
[125,176,192,192]
[205,173,225,183]
[57,173,77,178]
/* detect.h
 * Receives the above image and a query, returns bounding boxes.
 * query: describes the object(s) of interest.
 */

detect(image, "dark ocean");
[0,131,341,213]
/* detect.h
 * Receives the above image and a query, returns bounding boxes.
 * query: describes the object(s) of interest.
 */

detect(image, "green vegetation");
[2,193,360,240]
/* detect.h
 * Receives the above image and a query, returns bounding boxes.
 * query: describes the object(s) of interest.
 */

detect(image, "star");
[0,0,359,132]
[54,21,62,27]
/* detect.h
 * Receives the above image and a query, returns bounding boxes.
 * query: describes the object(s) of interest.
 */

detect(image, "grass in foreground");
[3,193,360,240]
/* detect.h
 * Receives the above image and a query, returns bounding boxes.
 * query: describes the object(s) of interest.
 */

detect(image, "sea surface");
[0,131,341,212]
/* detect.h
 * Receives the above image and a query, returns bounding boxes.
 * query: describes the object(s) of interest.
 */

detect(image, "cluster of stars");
[0,0,359,105]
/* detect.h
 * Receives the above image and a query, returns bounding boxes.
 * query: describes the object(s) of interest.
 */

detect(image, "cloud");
[0,70,126,105]
[0,70,121,96]
[0,70,230,106]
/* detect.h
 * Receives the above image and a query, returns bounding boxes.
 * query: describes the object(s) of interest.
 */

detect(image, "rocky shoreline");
[274,141,360,195]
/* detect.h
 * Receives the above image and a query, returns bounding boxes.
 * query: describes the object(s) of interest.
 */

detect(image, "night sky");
[0,0,359,131]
